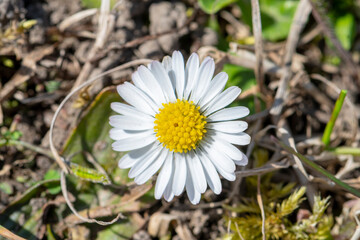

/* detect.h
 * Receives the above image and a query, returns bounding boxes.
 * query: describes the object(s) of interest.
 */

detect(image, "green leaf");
[0,182,13,195]
[62,87,129,185]
[96,220,138,240]
[43,169,61,195]
[198,0,237,14]
[45,81,61,93]
[223,64,257,90]
[1,57,14,68]
[222,64,264,114]
[0,179,59,216]
[237,0,299,41]
[334,13,356,50]
[81,0,116,9]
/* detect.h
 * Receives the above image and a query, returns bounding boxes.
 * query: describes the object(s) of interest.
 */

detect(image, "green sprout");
[321,89,347,148]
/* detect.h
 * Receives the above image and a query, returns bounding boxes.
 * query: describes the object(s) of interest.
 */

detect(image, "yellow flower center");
[154,99,207,153]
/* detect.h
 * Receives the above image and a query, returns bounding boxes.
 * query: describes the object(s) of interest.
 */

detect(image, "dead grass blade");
[0,225,26,240]
[250,0,264,93]
[71,0,115,91]
[256,175,266,240]
[270,0,312,116]
[58,9,97,32]
[235,159,289,177]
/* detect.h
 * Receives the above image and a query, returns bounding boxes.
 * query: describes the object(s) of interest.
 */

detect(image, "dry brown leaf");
[148,212,178,237]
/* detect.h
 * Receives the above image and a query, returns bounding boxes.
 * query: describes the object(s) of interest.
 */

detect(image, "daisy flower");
[109,51,250,204]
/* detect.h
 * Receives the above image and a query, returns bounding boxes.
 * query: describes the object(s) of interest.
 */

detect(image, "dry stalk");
[270,0,312,116]
[250,0,264,93]
[257,175,266,240]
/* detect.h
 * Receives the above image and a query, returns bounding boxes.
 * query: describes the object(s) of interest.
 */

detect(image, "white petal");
[117,82,158,116]
[183,53,200,100]
[190,57,214,103]
[118,154,137,169]
[164,169,175,202]
[134,148,168,184]
[234,151,248,166]
[109,115,154,130]
[162,56,172,72]
[109,129,153,141]
[196,150,222,194]
[198,72,228,107]
[204,86,241,115]
[132,71,148,95]
[185,168,201,204]
[112,134,155,152]
[111,102,154,120]
[128,144,162,178]
[118,143,156,168]
[199,147,236,181]
[186,151,207,193]
[172,153,187,196]
[137,65,167,105]
[172,51,185,99]
[212,131,251,145]
[155,152,174,199]
[164,186,175,202]
[207,106,250,122]
[210,137,245,161]
[207,121,248,133]
[150,61,176,102]
[201,141,235,172]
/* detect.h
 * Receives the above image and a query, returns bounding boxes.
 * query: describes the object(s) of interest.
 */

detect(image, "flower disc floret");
[154,99,207,153]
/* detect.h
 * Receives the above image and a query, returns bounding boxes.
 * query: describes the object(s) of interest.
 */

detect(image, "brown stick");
[251,0,264,93]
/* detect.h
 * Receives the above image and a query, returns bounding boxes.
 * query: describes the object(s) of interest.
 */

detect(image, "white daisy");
[109,51,250,204]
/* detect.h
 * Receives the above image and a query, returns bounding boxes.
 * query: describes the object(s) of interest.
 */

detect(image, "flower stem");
[273,136,360,198]
[321,89,347,148]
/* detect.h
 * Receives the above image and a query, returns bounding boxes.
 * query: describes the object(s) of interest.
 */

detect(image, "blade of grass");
[330,147,360,156]
[273,136,360,198]
[321,89,347,148]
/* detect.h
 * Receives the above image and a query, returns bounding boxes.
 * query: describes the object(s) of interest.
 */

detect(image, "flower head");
[109,51,250,204]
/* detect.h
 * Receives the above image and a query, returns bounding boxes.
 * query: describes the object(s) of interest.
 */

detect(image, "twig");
[257,175,266,240]
[350,210,360,240]
[234,222,245,240]
[276,120,316,207]
[0,225,26,240]
[250,0,264,93]
[270,0,312,116]
[235,159,289,177]
[71,0,115,91]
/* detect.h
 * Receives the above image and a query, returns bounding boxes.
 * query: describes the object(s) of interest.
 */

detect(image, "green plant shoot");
[321,89,347,148]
